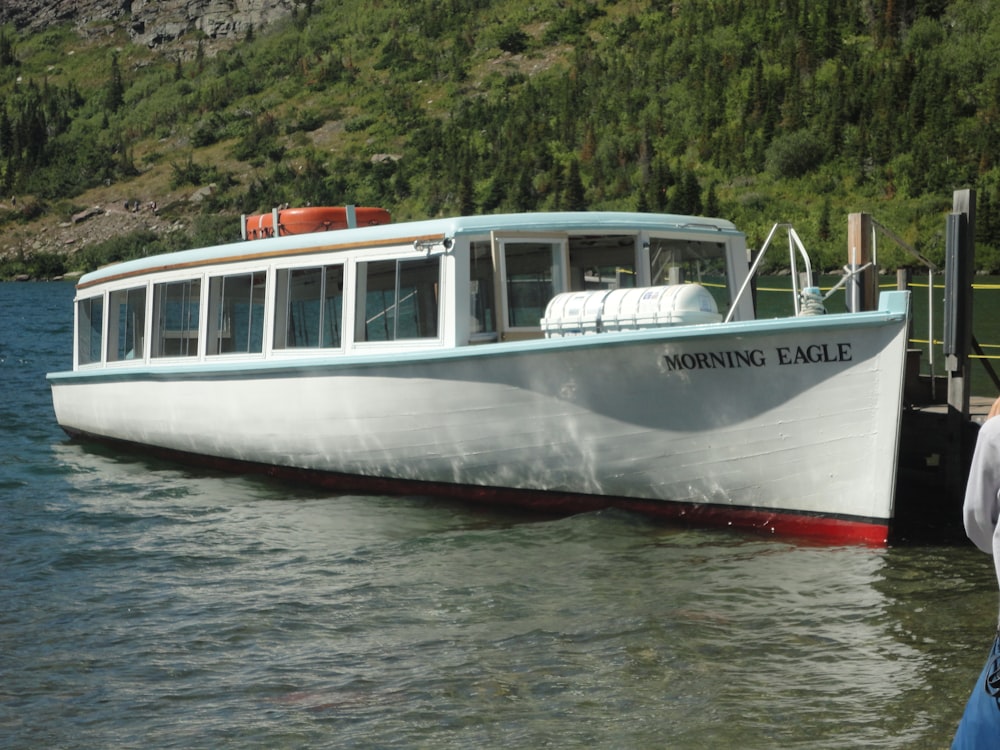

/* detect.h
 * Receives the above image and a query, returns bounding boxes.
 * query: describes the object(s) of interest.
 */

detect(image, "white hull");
[51,301,909,540]
[47,209,912,543]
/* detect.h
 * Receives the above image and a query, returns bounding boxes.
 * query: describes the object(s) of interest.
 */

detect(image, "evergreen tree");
[458,169,475,216]
[105,53,124,111]
[704,181,719,218]
[979,189,997,249]
[818,197,832,242]
[480,175,504,213]
[636,189,649,213]
[650,159,674,213]
[676,169,702,215]
[563,160,586,210]
[0,110,12,159]
[0,29,15,67]
[511,169,534,212]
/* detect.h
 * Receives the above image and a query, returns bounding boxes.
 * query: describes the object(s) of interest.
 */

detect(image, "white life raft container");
[541,284,722,338]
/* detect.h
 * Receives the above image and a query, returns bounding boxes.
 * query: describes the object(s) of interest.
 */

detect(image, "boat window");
[650,237,730,308]
[358,255,440,341]
[106,286,147,362]
[501,241,561,328]
[568,235,637,290]
[76,295,104,366]
[152,279,201,358]
[207,271,266,355]
[469,240,496,336]
[273,265,344,349]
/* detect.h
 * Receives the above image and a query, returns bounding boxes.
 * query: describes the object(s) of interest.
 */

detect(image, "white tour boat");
[47,207,910,544]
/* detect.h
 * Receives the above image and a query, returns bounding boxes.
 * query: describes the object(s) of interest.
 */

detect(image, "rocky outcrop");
[130,0,300,47]
[0,0,300,47]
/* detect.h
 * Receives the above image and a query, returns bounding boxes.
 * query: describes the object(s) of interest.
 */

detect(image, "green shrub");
[765,130,827,179]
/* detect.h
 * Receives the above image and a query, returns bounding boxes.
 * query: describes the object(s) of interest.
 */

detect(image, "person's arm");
[964,416,1000,554]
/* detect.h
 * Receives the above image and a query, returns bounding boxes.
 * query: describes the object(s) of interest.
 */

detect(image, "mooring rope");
[798,286,827,316]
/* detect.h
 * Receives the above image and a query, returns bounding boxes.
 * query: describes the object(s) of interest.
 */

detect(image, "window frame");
[151,278,203,359]
[75,294,105,367]
[491,231,569,338]
[273,263,347,351]
[353,252,444,345]
[105,284,148,364]
[205,269,268,357]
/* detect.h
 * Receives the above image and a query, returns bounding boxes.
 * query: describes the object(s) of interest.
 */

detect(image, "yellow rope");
[732,280,1000,355]
[754,280,1000,291]
[878,281,1000,290]
[909,339,1000,359]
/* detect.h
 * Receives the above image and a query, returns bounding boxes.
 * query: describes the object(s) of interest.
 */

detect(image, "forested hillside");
[1,0,999,279]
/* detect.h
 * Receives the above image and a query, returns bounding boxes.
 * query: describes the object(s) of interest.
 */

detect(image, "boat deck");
[909,395,996,424]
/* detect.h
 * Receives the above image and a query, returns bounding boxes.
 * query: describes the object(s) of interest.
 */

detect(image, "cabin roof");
[77,210,742,289]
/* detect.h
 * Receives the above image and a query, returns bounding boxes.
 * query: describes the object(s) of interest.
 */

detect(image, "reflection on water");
[0,441,988,747]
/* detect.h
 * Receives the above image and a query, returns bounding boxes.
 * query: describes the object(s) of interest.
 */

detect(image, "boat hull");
[49,294,910,545]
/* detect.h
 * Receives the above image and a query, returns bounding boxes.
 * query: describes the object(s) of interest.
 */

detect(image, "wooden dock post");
[944,190,975,414]
[891,190,984,540]
[847,213,877,311]
[944,188,976,504]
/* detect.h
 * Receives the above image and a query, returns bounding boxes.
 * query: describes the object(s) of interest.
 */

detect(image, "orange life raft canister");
[244,206,391,240]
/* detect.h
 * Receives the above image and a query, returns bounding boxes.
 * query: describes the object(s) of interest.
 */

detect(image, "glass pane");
[107,286,146,362]
[77,296,103,365]
[208,271,265,355]
[274,265,344,349]
[285,267,323,347]
[321,265,344,348]
[649,237,729,309]
[503,241,556,328]
[397,256,439,339]
[568,235,637,290]
[470,241,496,334]
[361,258,439,341]
[363,260,397,342]
[153,279,200,358]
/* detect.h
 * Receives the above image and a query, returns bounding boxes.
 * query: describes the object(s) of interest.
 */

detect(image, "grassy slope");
[0,0,990,278]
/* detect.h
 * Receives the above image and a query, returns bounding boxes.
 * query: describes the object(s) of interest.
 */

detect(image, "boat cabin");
[70,210,753,371]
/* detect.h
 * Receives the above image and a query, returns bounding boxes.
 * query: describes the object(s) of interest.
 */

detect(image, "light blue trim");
[47,296,909,385]
[878,289,910,315]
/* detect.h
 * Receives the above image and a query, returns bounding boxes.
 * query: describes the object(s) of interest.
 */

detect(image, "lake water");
[2,280,997,748]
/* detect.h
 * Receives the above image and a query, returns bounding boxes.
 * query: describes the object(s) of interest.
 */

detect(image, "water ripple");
[0,282,992,749]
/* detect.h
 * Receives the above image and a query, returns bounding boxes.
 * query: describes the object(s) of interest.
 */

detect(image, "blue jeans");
[954,633,1000,748]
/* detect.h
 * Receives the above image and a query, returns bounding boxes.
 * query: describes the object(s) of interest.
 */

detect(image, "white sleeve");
[963,416,1000,555]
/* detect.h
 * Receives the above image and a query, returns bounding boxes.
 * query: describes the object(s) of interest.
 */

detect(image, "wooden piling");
[847,213,877,312]
[892,190,979,541]
[944,189,976,506]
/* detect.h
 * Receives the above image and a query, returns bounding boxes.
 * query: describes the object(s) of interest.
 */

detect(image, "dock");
[870,190,985,543]
[895,397,989,543]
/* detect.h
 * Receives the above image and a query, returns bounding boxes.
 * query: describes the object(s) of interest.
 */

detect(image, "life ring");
[244,206,391,239]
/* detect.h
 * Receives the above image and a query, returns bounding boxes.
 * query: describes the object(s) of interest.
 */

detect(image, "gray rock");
[72,207,104,224]
[0,0,300,47]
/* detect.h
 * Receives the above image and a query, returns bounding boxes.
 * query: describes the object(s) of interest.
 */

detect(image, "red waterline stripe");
[63,428,890,547]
